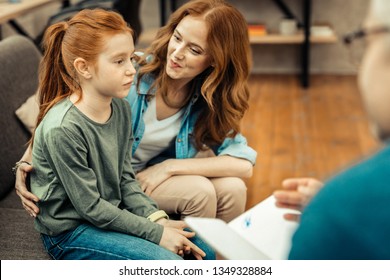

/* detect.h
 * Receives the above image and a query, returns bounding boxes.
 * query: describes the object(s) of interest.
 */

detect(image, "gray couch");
[0,35,50,259]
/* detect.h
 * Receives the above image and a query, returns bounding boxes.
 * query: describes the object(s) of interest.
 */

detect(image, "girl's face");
[166,15,212,83]
[90,32,136,100]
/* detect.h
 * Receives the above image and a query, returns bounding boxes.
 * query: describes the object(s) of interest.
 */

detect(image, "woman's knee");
[181,176,217,217]
[232,178,247,199]
[189,176,217,200]
[215,177,247,198]
[212,177,247,222]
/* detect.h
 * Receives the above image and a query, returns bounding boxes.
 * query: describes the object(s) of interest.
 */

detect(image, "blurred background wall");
[1,0,369,74]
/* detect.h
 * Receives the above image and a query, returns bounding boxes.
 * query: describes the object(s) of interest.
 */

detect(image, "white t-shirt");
[132,97,184,172]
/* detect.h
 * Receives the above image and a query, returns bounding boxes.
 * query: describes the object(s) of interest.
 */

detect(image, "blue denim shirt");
[124,72,257,165]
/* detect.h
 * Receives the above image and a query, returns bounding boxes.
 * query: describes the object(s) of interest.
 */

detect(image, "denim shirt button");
[177,138,182,143]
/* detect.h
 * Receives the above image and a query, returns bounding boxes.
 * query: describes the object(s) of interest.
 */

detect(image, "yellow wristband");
[147,210,169,222]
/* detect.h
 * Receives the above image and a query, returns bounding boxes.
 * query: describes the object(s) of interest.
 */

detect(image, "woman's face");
[166,15,212,83]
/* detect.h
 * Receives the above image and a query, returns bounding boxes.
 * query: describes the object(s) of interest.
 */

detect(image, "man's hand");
[273,178,324,222]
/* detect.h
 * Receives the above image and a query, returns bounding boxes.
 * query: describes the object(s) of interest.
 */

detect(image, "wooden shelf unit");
[249,31,338,45]
[246,0,339,87]
[156,0,338,88]
[138,28,338,49]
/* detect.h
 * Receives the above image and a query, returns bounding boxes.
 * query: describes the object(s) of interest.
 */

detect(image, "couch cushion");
[0,208,50,260]
[0,188,24,209]
[0,35,41,199]
[15,92,39,134]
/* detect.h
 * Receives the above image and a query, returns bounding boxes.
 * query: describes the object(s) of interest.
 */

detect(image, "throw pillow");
[15,92,39,134]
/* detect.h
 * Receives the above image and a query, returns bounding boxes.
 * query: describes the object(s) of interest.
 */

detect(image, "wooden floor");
[242,74,381,209]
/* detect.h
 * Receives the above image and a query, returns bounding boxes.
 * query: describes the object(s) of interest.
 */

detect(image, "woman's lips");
[170,59,182,68]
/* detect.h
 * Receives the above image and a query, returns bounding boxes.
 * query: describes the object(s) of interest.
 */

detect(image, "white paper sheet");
[185,195,299,260]
[228,195,299,259]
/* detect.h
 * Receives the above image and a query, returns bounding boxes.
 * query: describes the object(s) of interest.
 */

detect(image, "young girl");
[30,8,206,260]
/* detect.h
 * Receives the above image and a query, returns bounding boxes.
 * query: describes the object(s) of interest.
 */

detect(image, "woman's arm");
[15,144,39,217]
[168,155,253,178]
[137,155,253,195]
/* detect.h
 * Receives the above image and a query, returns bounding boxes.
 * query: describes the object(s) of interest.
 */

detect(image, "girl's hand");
[159,227,205,260]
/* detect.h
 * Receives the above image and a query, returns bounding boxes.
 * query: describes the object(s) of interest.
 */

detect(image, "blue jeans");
[41,224,215,260]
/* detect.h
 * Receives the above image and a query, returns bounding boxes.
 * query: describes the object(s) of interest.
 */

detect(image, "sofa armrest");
[0,35,42,199]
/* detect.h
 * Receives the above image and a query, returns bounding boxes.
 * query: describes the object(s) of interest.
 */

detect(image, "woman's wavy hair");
[137,0,252,150]
[30,8,133,145]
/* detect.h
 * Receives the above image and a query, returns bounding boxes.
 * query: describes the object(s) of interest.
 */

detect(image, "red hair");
[31,9,133,145]
[138,0,251,149]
